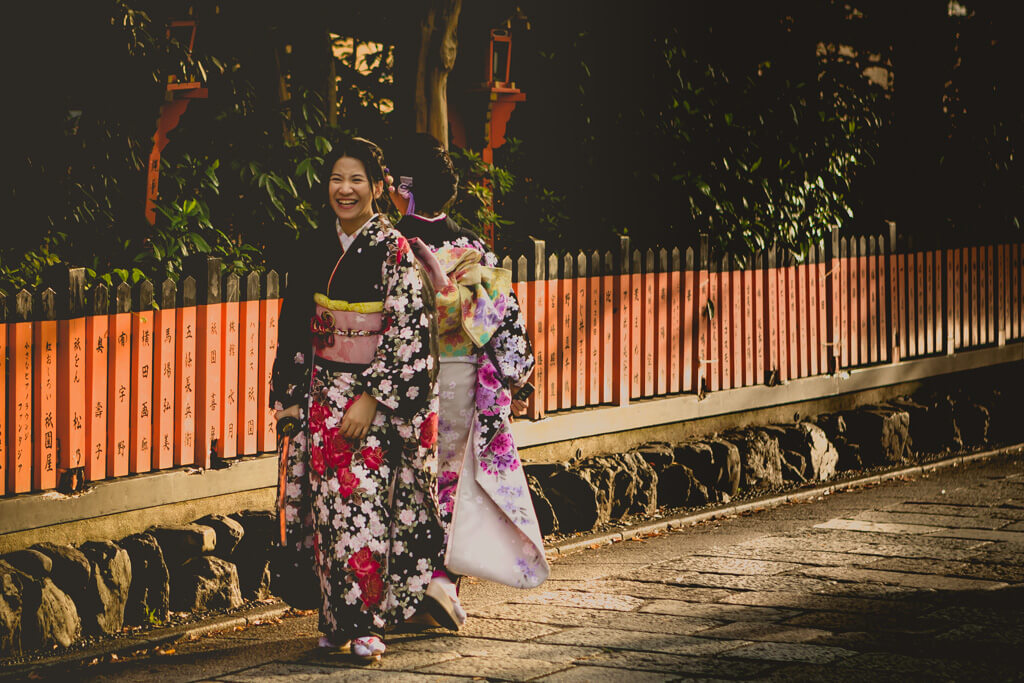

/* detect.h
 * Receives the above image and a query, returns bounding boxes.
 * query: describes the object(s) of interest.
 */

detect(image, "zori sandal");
[350,635,386,662]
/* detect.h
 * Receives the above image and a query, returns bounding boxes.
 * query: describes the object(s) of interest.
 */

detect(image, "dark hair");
[384,133,458,216]
[318,135,386,211]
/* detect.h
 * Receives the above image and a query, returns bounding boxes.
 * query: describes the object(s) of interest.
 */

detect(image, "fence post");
[85,285,109,481]
[257,271,279,453]
[8,290,33,493]
[613,236,631,406]
[153,278,177,469]
[56,267,87,480]
[526,238,546,420]
[219,273,240,460]
[175,276,198,465]
[695,234,709,396]
[129,279,154,473]
[34,288,58,490]
[238,272,261,456]
[191,256,222,468]
[0,292,5,496]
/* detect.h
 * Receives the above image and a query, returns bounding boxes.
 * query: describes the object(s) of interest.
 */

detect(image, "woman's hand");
[340,392,378,442]
[274,404,300,423]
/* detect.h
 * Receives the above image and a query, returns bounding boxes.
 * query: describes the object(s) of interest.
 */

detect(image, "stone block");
[2,549,52,579]
[678,440,740,498]
[196,514,245,558]
[21,577,81,651]
[526,473,559,536]
[0,561,25,656]
[952,398,989,447]
[543,466,601,533]
[723,429,783,490]
[779,422,838,481]
[148,524,217,567]
[636,441,676,471]
[78,541,131,636]
[842,407,910,465]
[29,543,91,604]
[229,510,276,601]
[119,533,169,626]
[656,464,710,508]
[169,556,243,612]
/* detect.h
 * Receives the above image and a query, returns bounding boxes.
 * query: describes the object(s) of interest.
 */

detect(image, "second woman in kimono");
[271,136,449,661]
[385,134,550,626]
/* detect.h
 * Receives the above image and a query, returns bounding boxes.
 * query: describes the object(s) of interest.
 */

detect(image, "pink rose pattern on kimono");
[274,216,445,642]
[413,232,548,586]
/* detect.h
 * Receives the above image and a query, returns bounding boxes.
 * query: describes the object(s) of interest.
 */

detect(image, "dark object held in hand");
[512,382,535,402]
[277,415,301,439]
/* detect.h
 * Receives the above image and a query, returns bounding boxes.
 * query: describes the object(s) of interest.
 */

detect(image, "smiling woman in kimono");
[270,136,447,661]
[385,134,550,623]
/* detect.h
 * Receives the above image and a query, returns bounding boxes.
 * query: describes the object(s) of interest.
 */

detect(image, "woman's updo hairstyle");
[318,135,386,192]
[386,133,459,216]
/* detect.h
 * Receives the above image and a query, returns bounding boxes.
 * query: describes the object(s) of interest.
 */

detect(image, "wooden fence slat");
[642,250,656,397]
[970,246,979,347]
[560,253,574,410]
[85,287,109,481]
[845,239,857,365]
[57,269,87,474]
[107,284,132,478]
[925,250,935,354]
[656,249,669,395]
[730,258,743,386]
[682,248,695,393]
[786,254,798,380]
[588,252,601,404]
[195,257,223,469]
[1013,244,1021,340]
[986,245,996,344]
[953,248,962,349]
[740,260,753,386]
[257,272,280,453]
[906,250,918,357]
[818,243,830,370]
[857,237,869,366]
[886,231,899,363]
[669,249,681,394]
[174,277,198,466]
[719,256,732,391]
[129,280,154,474]
[979,245,988,345]
[753,252,765,385]
[708,258,720,392]
[153,280,176,469]
[807,249,819,376]
[615,238,631,405]
[219,274,240,459]
[7,291,33,494]
[33,290,58,491]
[527,241,546,418]
[238,273,261,456]
[838,239,849,368]
[775,251,788,383]
[574,253,588,407]
[796,256,809,377]
[546,254,559,412]
[630,250,643,399]
[695,238,709,394]
[998,244,1007,345]
[868,239,876,366]
[876,239,889,363]
[601,252,616,404]
[766,249,780,381]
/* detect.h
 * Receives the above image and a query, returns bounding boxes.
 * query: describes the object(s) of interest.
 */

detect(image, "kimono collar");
[432,246,512,348]
[336,214,378,251]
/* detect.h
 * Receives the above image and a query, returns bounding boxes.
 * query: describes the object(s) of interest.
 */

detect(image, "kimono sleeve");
[269,238,314,409]
[360,238,437,418]
[486,288,535,388]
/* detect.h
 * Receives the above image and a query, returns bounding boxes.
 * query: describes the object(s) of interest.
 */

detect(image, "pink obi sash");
[310,305,383,366]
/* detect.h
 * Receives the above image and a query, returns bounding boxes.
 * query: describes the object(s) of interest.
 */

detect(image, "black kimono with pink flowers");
[270,214,445,641]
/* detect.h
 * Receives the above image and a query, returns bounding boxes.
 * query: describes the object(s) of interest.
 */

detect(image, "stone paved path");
[27,452,1024,682]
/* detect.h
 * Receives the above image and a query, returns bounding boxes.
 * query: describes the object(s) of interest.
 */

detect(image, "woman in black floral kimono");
[385,134,549,621]
[271,136,447,661]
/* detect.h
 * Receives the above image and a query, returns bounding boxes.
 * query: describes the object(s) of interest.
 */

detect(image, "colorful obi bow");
[432,246,511,348]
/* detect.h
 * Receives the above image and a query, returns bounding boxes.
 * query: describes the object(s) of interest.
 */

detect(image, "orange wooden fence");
[3,237,1024,496]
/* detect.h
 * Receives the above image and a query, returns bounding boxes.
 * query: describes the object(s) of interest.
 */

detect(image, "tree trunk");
[397,0,463,148]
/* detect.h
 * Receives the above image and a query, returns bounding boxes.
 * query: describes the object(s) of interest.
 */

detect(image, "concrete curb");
[0,602,292,680]
[545,443,1024,559]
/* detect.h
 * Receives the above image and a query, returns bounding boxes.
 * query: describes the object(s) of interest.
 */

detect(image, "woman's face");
[328,156,382,229]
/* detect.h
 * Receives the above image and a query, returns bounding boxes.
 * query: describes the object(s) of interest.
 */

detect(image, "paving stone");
[759,662,919,682]
[397,635,601,663]
[217,661,455,681]
[892,502,1024,521]
[638,600,798,622]
[855,509,1013,530]
[864,557,1024,582]
[548,562,649,582]
[1002,520,1024,531]
[654,557,803,576]
[509,589,644,611]
[704,546,883,568]
[468,603,722,635]
[315,647,460,671]
[810,581,925,599]
[799,528,985,550]
[924,605,1024,629]
[577,580,735,603]
[929,527,1024,543]
[964,543,1024,566]
[575,649,774,678]
[782,611,915,632]
[416,654,567,681]
[694,621,832,643]
[832,652,1013,680]
[934,622,1024,648]
[667,571,840,593]
[720,641,857,663]
[762,531,982,561]
[721,591,903,615]
[441,616,562,641]
[533,665,676,682]
[796,565,1009,591]
[535,626,747,656]
[814,518,946,534]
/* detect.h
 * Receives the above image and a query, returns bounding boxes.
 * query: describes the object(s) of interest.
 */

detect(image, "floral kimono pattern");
[271,216,445,640]
[400,217,549,588]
